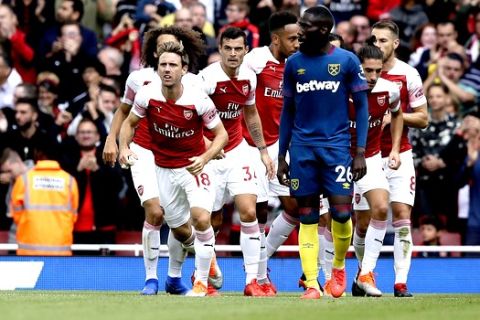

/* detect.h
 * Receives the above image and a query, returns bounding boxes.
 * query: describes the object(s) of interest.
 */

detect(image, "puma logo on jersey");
[296,80,340,93]
[220,87,227,93]
[269,65,276,72]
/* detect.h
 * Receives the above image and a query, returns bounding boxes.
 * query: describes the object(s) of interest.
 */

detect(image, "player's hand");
[119,148,137,169]
[277,156,290,186]
[260,152,275,180]
[388,151,401,170]
[352,152,367,181]
[187,156,207,176]
[103,136,119,167]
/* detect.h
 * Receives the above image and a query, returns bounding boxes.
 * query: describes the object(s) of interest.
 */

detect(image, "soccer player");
[102,27,215,295]
[371,20,428,297]
[349,43,404,297]
[199,27,275,296]
[241,11,300,296]
[278,6,369,299]
[119,41,228,297]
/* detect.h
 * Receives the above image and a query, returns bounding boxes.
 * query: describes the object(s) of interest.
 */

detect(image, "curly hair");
[141,26,206,72]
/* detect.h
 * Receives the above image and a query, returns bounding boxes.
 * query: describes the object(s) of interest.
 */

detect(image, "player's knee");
[371,203,389,220]
[192,213,211,230]
[299,207,320,224]
[330,204,352,223]
[172,224,193,243]
[144,200,164,225]
[239,206,257,223]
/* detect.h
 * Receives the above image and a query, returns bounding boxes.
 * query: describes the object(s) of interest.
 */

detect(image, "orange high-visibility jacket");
[11,160,79,256]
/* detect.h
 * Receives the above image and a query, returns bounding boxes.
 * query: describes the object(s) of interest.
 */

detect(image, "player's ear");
[393,37,400,50]
[271,33,279,45]
[182,65,188,75]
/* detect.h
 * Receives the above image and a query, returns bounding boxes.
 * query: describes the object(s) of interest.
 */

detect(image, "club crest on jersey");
[137,185,144,196]
[297,68,306,75]
[328,64,340,76]
[242,84,249,95]
[183,110,193,120]
[377,95,386,106]
[290,179,299,190]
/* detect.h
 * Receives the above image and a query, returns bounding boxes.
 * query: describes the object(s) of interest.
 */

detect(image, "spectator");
[191,2,216,38]
[97,46,126,88]
[0,148,32,244]
[174,8,194,29]
[10,142,79,256]
[334,20,356,52]
[43,22,92,113]
[417,215,446,257]
[0,51,22,110]
[366,0,400,22]
[135,0,177,34]
[0,97,58,162]
[219,0,260,48]
[424,53,477,117]
[38,0,98,61]
[104,13,141,73]
[409,23,437,72]
[389,0,429,60]
[0,4,36,83]
[465,8,480,64]
[61,118,123,251]
[411,83,459,228]
[329,0,364,23]
[350,15,371,52]
[455,114,480,246]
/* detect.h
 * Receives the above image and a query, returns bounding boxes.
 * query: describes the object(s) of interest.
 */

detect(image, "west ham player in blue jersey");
[277,5,369,299]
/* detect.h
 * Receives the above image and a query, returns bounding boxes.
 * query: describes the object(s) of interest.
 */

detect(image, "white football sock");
[257,224,268,282]
[194,227,215,287]
[353,228,366,265]
[266,212,298,257]
[167,229,187,278]
[318,226,326,275]
[361,219,387,275]
[142,221,160,281]
[393,219,412,284]
[241,219,261,284]
[323,229,334,280]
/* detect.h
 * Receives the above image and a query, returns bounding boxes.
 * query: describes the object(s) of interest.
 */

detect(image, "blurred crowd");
[0,0,480,254]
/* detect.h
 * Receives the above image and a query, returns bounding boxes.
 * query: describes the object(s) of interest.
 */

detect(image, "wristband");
[258,145,267,150]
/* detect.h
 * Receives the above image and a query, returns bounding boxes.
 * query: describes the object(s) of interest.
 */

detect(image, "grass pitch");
[0,292,479,320]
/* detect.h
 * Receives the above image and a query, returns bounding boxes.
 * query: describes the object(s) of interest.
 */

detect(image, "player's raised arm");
[243,104,275,179]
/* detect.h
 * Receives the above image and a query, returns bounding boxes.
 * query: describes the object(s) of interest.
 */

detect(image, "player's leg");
[266,196,299,258]
[322,146,354,299]
[357,189,389,297]
[387,151,415,297]
[183,165,217,297]
[130,143,164,295]
[288,144,323,299]
[165,222,192,295]
[234,193,266,296]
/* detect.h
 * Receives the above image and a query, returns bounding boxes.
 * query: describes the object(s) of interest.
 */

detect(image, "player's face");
[158,52,186,87]
[219,37,247,70]
[298,12,331,47]
[276,24,300,58]
[427,86,447,112]
[371,28,398,63]
[362,58,383,90]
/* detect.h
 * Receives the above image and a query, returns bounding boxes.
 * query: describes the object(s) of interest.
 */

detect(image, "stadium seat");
[0,231,9,255]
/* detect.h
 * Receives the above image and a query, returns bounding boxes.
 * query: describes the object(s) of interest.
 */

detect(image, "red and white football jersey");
[132,82,220,168]
[242,46,285,147]
[380,58,427,156]
[199,62,256,152]
[350,78,400,157]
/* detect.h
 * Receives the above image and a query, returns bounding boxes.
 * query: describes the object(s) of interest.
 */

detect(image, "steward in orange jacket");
[11,160,79,256]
